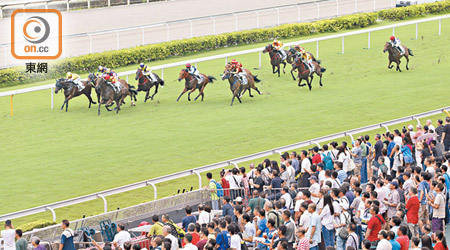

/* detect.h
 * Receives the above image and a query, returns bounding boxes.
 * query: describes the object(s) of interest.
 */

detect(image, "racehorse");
[287,48,320,80]
[54,78,96,112]
[87,73,101,103]
[95,77,138,115]
[176,69,216,102]
[221,63,262,106]
[135,69,165,102]
[383,42,414,72]
[263,44,289,77]
[294,57,326,91]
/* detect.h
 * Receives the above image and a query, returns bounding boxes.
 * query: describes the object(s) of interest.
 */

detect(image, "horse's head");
[263,44,273,54]
[87,72,97,84]
[135,68,143,81]
[54,78,64,94]
[288,48,296,57]
[178,68,189,82]
[222,63,233,80]
[95,76,106,89]
[383,42,392,53]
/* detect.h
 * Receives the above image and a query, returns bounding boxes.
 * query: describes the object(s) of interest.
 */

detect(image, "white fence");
[1,13,448,116]
[0,0,394,69]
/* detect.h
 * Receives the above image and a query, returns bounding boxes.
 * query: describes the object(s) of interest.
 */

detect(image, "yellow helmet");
[66,72,72,78]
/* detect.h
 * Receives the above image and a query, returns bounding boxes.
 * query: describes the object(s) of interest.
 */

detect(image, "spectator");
[251,167,265,194]
[246,190,265,214]
[436,119,445,142]
[266,170,283,200]
[410,236,420,250]
[280,165,291,187]
[163,226,179,250]
[15,229,27,250]
[441,116,450,151]
[215,220,229,250]
[374,134,383,174]
[376,230,392,250]
[264,202,281,229]
[219,170,230,197]
[429,182,446,232]
[296,228,309,250]
[395,225,409,250]
[290,152,299,175]
[309,176,320,204]
[241,213,255,247]
[434,230,449,250]
[228,224,241,250]
[307,204,322,250]
[113,223,131,248]
[385,181,400,219]
[206,173,219,210]
[280,187,293,211]
[320,194,334,247]
[387,231,400,250]
[312,146,322,165]
[345,223,358,250]
[31,237,46,250]
[281,210,295,247]
[148,215,164,238]
[182,206,197,231]
[350,139,363,181]
[1,220,16,250]
[365,206,385,242]
[186,224,200,246]
[300,150,312,187]
[198,204,211,225]
[222,196,234,217]
[405,187,419,237]
[253,208,268,250]
[183,233,198,250]
[226,168,243,200]
[59,220,76,250]
[418,172,431,228]
[196,228,208,250]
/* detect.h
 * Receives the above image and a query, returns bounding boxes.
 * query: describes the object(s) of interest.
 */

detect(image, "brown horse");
[176,69,216,102]
[135,69,165,102]
[87,72,101,103]
[96,77,138,115]
[383,42,414,72]
[263,44,290,77]
[55,78,96,112]
[287,48,320,80]
[221,63,262,106]
[294,57,326,91]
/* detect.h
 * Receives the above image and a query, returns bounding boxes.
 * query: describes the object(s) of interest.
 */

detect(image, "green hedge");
[16,219,56,233]
[0,12,377,88]
[378,0,450,20]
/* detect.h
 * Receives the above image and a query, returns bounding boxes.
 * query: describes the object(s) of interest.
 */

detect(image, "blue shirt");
[257,218,268,236]
[337,170,346,183]
[389,239,401,250]
[182,215,197,231]
[223,203,234,217]
[444,173,450,191]
[418,181,430,205]
[216,231,230,250]
[387,141,395,156]
[61,230,76,250]
[308,212,321,247]
[346,190,355,205]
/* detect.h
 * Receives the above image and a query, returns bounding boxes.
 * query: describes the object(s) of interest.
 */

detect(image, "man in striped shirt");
[296,228,309,250]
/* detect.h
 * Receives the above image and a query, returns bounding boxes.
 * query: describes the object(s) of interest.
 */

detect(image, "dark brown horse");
[383,42,414,72]
[96,77,138,115]
[287,48,319,80]
[221,63,262,106]
[55,78,96,112]
[135,69,165,102]
[263,44,289,77]
[176,69,216,102]
[294,57,326,91]
[87,72,101,103]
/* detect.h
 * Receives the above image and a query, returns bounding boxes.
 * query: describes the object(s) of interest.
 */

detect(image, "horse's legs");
[231,88,240,106]
[277,65,281,77]
[282,62,286,74]
[84,93,95,108]
[397,60,402,72]
[144,90,150,102]
[194,84,206,101]
[150,84,159,100]
[318,73,323,86]
[254,87,263,95]
[298,78,305,87]
[98,102,101,116]
[176,88,188,102]
[248,88,253,98]
[388,60,393,69]
[272,65,276,74]
[60,100,66,111]
[65,99,69,112]
[307,78,312,91]
[240,89,247,98]
[405,55,410,70]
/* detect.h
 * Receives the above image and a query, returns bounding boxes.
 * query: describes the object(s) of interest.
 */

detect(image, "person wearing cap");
[308,176,320,204]
[185,63,203,83]
[441,116,450,151]
[385,181,400,219]
[234,197,243,206]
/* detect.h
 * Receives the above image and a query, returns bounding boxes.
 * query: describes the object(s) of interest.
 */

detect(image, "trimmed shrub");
[15,219,56,233]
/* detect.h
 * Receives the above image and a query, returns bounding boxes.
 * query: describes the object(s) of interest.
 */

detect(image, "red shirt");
[367,214,385,242]
[435,242,449,250]
[312,154,322,165]
[405,196,420,224]
[396,235,409,250]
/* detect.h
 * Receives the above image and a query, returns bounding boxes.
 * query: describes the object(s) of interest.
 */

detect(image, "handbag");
[338,213,350,239]
[348,158,356,171]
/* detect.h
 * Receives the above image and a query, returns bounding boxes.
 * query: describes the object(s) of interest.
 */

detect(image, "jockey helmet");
[104,75,110,80]
[139,63,145,68]
[106,68,111,74]
[231,59,237,64]
[390,36,395,41]
[66,72,72,79]
[186,63,191,68]
[98,66,103,71]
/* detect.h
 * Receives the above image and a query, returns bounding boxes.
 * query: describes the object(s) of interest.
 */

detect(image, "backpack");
[211,180,224,197]
[268,211,281,228]
[397,189,406,204]
[338,212,351,240]
[165,220,185,239]
[232,176,244,188]
[322,152,334,170]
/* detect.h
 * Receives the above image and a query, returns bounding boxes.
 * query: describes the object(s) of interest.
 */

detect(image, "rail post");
[115,31,119,50]
[140,27,145,45]
[368,32,371,49]
[164,23,170,41]
[66,0,69,11]
[225,56,228,65]
[346,133,355,143]
[381,124,389,132]
[234,14,238,32]
[146,182,158,200]
[192,170,202,189]
[316,41,319,59]
[10,95,13,117]
[51,88,54,109]
[392,27,395,36]
[255,11,260,28]
[88,0,90,9]
[297,5,301,22]
[161,68,164,80]
[0,6,3,19]
[210,17,216,35]
[108,0,110,7]
[415,23,418,40]
[46,207,56,222]
[127,0,130,5]
[188,20,193,38]
[439,18,441,36]
[275,8,280,26]
[259,51,262,68]
[342,36,345,54]
[97,195,108,213]
[87,34,92,54]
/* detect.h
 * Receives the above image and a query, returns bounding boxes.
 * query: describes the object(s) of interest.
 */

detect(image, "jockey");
[272,39,287,60]
[230,59,247,85]
[66,72,84,90]
[390,36,404,55]
[104,68,120,90]
[293,45,305,58]
[186,63,202,82]
[300,50,315,74]
[139,63,158,83]
[97,66,106,76]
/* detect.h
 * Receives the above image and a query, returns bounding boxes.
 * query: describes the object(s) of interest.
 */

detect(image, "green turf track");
[1,15,450,226]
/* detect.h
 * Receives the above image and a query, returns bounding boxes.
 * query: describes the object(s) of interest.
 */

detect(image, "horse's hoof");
[249,95,254,98]
[239,95,243,99]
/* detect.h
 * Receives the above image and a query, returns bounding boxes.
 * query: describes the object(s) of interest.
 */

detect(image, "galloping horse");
[287,48,320,80]
[294,57,326,91]
[263,44,290,77]
[221,63,262,106]
[383,42,414,72]
[135,69,165,102]
[55,78,96,112]
[176,69,216,102]
[96,77,138,115]
[87,73,101,103]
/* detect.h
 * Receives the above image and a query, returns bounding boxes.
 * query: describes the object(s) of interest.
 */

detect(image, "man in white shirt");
[309,176,320,204]
[163,226,179,250]
[280,187,293,210]
[1,220,16,250]
[298,202,310,230]
[285,160,296,185]
[182,233,198,250]
[197,204,210,225]
[376,230,392,250]
[113,224,131,248]
[300,150,312,187]
[375,180,388,214]
[317,164,326,187]
[225,168,243,200]
[241,214,255,247]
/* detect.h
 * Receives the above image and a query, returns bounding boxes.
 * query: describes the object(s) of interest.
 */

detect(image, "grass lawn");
[1,14,450,226]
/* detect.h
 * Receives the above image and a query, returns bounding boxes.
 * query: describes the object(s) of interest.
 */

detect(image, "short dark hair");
[278,225,287,236]
[371,205,379,214]
[15,229,23,237]
[267,218,276,227]
[185,233,193,243]
[5,220,11,227]
[62,220,70,227]
[124,242,132,250]
[206,173,212,179]
[118,223,125,230]
[185,206,192,214]
[235,205,243,215]
[411,236,420,246]
[349,223,356,232]
[379,230,387,239]
[133,243,142,250]
[224,196,231,203]
[152,215,159,222]
[399,225,408,235]
[219,219,227,229]
[243,213,251,223]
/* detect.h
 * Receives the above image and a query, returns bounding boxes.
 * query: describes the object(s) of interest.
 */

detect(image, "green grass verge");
[1,15,449,226]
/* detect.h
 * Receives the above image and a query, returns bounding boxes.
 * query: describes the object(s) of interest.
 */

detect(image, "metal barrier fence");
[0,0,394,69]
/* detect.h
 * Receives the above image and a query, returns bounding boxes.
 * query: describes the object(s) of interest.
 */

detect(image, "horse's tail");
[252,75,261,83]
[208,76,216,83]
[408,49,414,56]
[128,85,138,96]
[320,68,326,73]
[159,79,165,86]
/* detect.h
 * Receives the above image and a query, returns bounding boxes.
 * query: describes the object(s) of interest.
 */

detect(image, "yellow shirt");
[71,74,80,80]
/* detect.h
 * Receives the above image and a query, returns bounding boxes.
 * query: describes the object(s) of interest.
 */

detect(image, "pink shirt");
[297,237,310,250]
